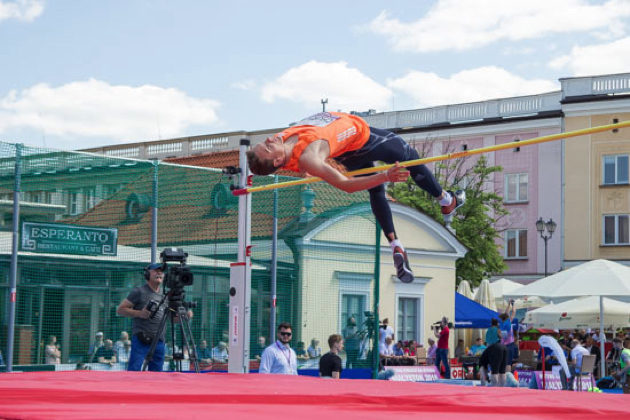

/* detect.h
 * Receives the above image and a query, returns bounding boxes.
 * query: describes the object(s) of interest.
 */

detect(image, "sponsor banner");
[388,365,441,382]
[534,371,594,390]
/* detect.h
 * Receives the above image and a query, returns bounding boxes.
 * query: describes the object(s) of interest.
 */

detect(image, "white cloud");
[0,79,221,142]
[261,60,393,112]
[365,0,630,53]
[549,37,630,76]
[231,79,256,91]
[388,66,557,107]
[0,0,44,22]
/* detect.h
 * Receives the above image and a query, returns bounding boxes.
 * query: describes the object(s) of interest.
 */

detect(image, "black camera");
[160,248,194,289]
[145,300,161,319]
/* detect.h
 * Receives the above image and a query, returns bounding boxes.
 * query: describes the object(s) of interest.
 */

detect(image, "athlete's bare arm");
[298,140,409,193]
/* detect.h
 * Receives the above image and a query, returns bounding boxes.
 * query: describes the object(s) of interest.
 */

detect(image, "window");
[341,294,366,330]
[84,188,97,210]
[603,154,629,185]
[603,215,630,245]
[397,297,419,342]
[68,191,80,215]
[505,173,528,202]
[505,229,527,258]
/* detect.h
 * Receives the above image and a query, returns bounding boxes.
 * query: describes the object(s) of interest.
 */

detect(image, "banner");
[388,366,441,382]
[21,222,118,256]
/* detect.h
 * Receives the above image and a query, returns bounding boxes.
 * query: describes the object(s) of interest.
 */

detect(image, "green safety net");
[0,142,380,374]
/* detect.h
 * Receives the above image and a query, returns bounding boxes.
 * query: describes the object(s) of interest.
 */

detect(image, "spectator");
[45,335,61,365]
[426,338,437,365]
[606,337,623,371]
[319,334,344,379]
[114,331,129,356]
[499,300,517,370]
[88,332,104,362]
[197,340,212,364]
[212,342,229,363]
[118,340,132,364]
[537,345,559,371]
[393,340,405,357]
[342,317,360,369]
[253,336,266,361]
[379,336,397,366]
[564,339,589,390]
[259,322,297,375]
[379,318,394,346]
[433,317,450,378]
[295,341,310,361]
[404,340,417,357]
[307,339,322,359]
[469,337,487,356]
[454,339,466,359]
[95,339,117,366]
[478,340,508,387]
[583,335,601,375]
[485,319,500,346]
[613,337,630,394]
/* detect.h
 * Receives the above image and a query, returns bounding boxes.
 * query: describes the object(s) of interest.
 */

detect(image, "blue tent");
[454,292,499,328]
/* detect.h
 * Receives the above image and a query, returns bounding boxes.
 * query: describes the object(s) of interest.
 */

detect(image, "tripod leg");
[178,309,200,373]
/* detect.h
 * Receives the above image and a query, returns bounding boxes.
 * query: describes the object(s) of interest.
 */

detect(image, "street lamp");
[535,217,557,277]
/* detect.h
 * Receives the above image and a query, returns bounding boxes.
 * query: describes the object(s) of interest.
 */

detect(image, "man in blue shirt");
[259,322,298,375]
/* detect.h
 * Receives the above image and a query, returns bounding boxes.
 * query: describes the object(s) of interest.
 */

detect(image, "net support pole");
[7,143,22,372]
[599,296,605,378]
[270,175,279,339]
[151,159,159,263]
[372,221,381,379]
[228,139,253,373]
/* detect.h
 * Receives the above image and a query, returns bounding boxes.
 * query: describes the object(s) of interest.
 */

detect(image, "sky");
[1,0,630,150]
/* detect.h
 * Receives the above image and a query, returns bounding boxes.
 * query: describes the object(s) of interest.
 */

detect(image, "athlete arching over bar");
[247,112,465,283]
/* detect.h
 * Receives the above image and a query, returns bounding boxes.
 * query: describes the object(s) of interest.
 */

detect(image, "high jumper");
[246,111,465,283]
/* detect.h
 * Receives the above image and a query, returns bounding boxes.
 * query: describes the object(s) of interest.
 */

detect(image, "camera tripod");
[142,293,200,373]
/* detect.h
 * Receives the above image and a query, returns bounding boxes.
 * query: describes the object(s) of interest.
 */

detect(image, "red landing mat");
[0,371,627,420]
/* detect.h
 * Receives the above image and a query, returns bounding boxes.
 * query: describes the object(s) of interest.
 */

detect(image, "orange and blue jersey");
[279,112,370,172]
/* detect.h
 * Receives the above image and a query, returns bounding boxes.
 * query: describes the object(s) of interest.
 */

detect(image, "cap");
[147,263,163,271]
[96,331,103,336]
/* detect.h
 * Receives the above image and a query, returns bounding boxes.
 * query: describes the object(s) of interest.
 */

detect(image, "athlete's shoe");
[393,247,414,283]
[441,190,466,217]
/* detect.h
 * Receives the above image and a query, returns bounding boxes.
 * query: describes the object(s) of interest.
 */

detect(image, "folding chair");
[415,347,427,365]
[576,354,596,392]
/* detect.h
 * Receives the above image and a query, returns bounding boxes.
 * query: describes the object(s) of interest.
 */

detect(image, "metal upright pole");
[543,237,548,278]
[270,175,278,340]
[7,143,23,372]
[599,296,605,378]
[151,160,159,263]
[372,221,381,379]
[228,139,252,373]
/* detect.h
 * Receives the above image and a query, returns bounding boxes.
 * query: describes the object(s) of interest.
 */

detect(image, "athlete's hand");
[385,162,410,183]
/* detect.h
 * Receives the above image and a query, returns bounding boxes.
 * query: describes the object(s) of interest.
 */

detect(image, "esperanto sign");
[21,222,118,256]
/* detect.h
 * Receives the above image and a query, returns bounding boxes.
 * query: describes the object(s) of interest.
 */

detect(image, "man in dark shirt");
[95,339,117,366]
[320,334,344,379]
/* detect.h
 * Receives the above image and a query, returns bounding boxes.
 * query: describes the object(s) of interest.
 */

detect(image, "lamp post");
[535,217,556,277]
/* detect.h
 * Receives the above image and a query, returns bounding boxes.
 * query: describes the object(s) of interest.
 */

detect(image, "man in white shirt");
[567,339,589,390]
[379,318,394,346]
[379,336,397,366]
[259,322,298,375]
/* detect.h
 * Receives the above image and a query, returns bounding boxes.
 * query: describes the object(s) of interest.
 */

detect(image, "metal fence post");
[372,221,381,378]
[270,175,278,340]
[7,143,23,372]
[151,159,159,263]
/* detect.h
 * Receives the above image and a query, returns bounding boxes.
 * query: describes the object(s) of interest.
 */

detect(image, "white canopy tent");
[505,259,630,376]
[457,280,474,348]
[473,279,496,342]
[490,278,547,310]
[524,296,630,329]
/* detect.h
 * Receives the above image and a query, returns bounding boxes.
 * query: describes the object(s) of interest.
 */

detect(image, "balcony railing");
[561,72,630,99]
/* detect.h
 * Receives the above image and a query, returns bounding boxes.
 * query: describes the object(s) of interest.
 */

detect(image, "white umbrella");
[505,259,630,376]
[457,280,474,349]
[524,296,630,329]
[473,279,496,343]
[490,278,524,310]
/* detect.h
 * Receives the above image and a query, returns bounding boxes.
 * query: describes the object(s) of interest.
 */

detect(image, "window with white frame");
[603,215,629,245]
[68,190,80,215]
[505,229,527,258]
[337,272,371,333]
[603,154,629,185]
[397,297,419,342]
[84,188,97,210]
[505,173,528,202]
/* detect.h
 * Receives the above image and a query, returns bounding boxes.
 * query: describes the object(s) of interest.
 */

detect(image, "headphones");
[143,266,151,281]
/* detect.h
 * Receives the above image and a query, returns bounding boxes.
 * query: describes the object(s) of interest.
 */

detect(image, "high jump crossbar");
[232,120,630,196]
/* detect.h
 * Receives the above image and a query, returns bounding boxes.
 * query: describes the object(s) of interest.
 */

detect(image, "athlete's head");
[247,135,285,175]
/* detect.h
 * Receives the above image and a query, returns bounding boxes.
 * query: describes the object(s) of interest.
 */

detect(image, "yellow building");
[562,74,630,267]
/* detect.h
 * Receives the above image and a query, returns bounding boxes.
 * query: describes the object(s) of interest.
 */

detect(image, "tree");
[388,150,508,287]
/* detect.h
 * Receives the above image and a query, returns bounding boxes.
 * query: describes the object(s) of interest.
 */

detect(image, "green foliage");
[389,154,508,286]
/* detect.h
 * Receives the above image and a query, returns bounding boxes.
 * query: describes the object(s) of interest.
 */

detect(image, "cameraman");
[117,262,168,371]
[433,316,451,379]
